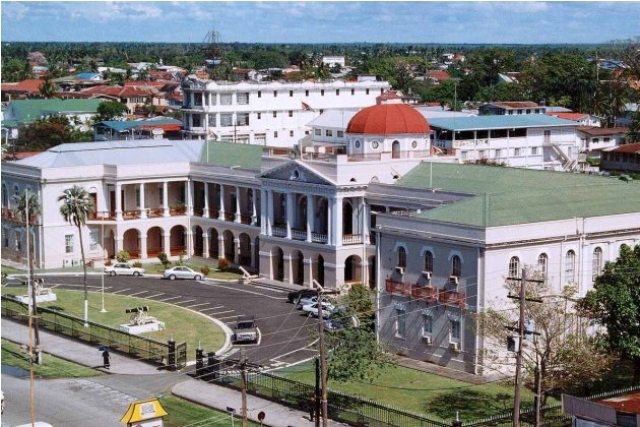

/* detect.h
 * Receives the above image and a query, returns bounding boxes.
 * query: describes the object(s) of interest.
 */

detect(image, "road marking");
[145,293,165,299]
[217,314,241,321]
[199,306,224,312]
[127,290,149,297]
[157,295,181,302]
[210,309,235,315]
[184,302,211,309]
[111,288,131,294]
[201,282,284,300]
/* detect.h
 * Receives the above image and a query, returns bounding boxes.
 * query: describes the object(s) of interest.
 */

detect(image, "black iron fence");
[1,295,181,368]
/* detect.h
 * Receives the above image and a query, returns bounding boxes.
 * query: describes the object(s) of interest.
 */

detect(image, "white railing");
[343,234,363,244]
[311,232,328,244]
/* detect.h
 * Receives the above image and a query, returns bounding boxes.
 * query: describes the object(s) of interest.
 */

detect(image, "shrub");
[218,258,230,272]
[132,261,142,268]
[104,259,112,267]
[116,250,130,263]
[200,265,210,276]
[157,252,170,268]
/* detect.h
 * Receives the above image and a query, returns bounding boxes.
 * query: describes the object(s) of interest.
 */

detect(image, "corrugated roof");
[97,118,182,132]
[14,139,204,169]
[429,114,578,131]
[7,99,104,123]
[577,126,628,136]
[397,163,640,227]
[200,141,262,170]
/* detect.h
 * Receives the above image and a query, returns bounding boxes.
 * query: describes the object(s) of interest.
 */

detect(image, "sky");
[1,1,639,45]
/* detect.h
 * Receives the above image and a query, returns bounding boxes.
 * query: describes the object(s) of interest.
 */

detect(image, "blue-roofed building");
[429,114,580,171]
[94,117,183,141]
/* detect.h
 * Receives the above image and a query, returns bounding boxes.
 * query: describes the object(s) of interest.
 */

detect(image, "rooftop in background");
[398,163,640,227]
[429,114,577,131]
[96,117,182,132]
[4,98,104,125]
[577,126,629,136]
[200,140,263,170]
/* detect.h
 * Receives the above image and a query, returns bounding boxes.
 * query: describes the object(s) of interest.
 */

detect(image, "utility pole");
[240,350,248,427]
[317,286,328,427]
[507,268,543,427]
[314,357,320,427]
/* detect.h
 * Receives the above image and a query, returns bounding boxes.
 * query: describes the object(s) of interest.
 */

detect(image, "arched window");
[565,250,576,283]
[538,253,548,278]
[451,255,461,277]
[509,256,520,278]
[397,247,407,268]
[424,251,434,272]
[592,247,603,280]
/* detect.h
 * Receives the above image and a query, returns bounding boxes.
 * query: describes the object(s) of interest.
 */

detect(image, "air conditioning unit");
[421,271,432,280]
[449,275,459,285]
[423,335,432,345]
[449,342,461,352]
[395,266,404,275]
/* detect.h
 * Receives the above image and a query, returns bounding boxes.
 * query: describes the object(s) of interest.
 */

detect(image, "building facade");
[180,77,390,147]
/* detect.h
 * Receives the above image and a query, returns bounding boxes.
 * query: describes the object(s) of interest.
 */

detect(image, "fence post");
[167,338,176,371]
[196,347,204,377]
[207,351,219,380]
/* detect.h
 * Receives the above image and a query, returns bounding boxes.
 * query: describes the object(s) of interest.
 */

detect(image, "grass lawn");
[1,286,226,355]
[1,339,101,379]
[158,395,261,427]
[273,361,545,422]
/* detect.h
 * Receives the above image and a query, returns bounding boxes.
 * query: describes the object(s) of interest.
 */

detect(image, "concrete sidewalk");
[1,318,342,426]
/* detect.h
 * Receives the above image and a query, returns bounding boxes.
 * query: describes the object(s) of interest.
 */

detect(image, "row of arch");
[508,247,607,284]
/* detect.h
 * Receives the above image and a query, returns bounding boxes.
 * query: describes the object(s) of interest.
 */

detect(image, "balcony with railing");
[343,234,363,245]
[385,278,466,309]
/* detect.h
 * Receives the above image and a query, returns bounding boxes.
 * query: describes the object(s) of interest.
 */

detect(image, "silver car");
[162,266,203,281]
[104,263,145,277]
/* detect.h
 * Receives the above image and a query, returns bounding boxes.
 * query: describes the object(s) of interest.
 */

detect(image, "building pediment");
[261,161,334,186]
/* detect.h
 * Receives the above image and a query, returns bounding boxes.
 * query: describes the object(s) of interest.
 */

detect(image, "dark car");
[287,289,318,304]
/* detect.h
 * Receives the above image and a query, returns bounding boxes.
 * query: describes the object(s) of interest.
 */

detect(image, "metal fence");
[1,295,171,366]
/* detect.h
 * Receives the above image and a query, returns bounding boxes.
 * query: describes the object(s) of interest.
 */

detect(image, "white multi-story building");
[430,115,581,171]
[180,77,390,147]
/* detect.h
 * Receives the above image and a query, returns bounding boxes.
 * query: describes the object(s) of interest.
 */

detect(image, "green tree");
[38,75,58,99]
[627,110,640,142]
[96,101,129,121]
[579,244,640,383]
[481,273,614,413]
[16,116,74,151]
[12,190,42,361]
[58,185,95,327]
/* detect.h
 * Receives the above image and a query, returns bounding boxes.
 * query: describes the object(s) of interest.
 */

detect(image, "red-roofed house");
[547,112,601,127]
[600,142,640,172]
[577,126,629,154]
[563,391,640,426]
[1,79,46,101]
[426,70,450,84]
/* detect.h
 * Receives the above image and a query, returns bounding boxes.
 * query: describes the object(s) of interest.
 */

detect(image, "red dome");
[346,104,429,135]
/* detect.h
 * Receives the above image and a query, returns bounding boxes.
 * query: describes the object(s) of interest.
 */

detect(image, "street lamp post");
[100,222,107,313]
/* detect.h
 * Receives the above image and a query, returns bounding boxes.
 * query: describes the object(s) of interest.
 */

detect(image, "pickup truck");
[232,319,259,344]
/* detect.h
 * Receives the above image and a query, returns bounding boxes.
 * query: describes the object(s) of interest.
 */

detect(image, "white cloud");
[2,2,29,21]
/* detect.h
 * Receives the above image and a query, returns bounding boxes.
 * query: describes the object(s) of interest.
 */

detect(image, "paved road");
[39,274,320,369]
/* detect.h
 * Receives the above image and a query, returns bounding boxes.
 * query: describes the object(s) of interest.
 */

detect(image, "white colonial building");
[430,115,581,171]
[3,102,639,378]
[180,77,390,147]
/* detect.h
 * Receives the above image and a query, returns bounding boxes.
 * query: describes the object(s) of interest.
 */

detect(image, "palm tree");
[13,190,42,361]
[58,185,95,327]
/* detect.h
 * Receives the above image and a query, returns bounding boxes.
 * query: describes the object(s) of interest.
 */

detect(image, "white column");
[361,197,368,243]
[218,235,225,260]
[251,189,257,225]
[267,190,274,236]
[250,239,256,268]
[115,184,123,221]
[203,232,209,258]
[203,183,210,218]
[286,192,293,238]
[187,180,194,216]
[139,183,147,219]
[163,231,171,255]
[306,195,313,242]
[235,186,241,223]
[163,182,170,217]
[333,196,343,247]
[260,189,268,235]
[140,235,148,259]
[115,235,123,253]
[218,184,225,220]
[327,198,333,245]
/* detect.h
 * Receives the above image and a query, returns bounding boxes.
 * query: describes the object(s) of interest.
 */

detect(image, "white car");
[162,266,203,281]
[302,301,335,318]
[104,263,145,277]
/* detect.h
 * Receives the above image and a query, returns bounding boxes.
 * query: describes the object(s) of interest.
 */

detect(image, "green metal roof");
[398,163,640,227]
[7,99,104,124]
[97,118,182,132]
[200,141,263,170]
[428,115,577,131]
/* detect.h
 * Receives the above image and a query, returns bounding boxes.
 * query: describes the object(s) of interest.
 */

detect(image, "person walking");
[102,348,110,369]
[307,393,316,421]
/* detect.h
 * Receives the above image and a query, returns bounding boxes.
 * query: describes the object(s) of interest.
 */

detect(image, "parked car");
[296,295,319,310]
[302,301,335,318]
[104,263,145,277]
[231,319,259,344]
[323,312,361,332]
[162,266,202,281]
[287,288,318,304]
